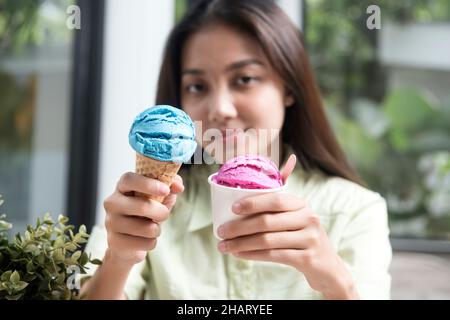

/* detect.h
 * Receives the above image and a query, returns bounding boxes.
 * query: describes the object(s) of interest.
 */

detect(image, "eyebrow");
[181,58,264,76]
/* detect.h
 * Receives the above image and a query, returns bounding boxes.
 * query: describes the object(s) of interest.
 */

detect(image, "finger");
[173,174,183,184]
[232,192,306,215]
[162,193,178,211]
[108,232,157,252]
[170,180,184,194]
[218,230,313,253]
[232,248,305,267]
[117,172,170,197]
[104,193,170,222]
[219,210,310,239]
[106,214,161,239]
[280,154,296,184]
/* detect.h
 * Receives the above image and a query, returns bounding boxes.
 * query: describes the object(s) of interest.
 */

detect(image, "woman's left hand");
[216,155,359,299]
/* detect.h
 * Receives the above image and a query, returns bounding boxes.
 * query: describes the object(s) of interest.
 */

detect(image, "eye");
[235,76,259,86]
[185,83,205,93]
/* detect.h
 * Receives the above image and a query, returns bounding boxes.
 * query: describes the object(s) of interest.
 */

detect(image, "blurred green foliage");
[328,90,450,224]
[0,0,41,57]
[306,0,450,113]
[175,0,188,23]
[0,0,74,57]
[306,0,450,238]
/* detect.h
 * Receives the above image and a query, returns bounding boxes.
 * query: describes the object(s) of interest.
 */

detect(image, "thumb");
[163,193,177,211]
[280,154,296,184]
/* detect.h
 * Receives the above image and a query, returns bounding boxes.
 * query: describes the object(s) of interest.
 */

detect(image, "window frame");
[66,0,105,232]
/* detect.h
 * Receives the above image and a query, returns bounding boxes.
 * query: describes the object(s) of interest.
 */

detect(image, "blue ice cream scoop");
[129,105,197,163]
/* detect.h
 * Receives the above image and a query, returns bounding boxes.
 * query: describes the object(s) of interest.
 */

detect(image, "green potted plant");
[0,195,101,300]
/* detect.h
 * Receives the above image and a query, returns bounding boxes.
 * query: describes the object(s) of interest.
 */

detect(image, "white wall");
[95,0,174,226]
[379,23,450,71]
[379,23,450,107]
[277,0,303,30]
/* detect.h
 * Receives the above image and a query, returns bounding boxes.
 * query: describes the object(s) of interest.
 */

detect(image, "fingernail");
[217,226,225,238]
[232,202,241,214]
[159,184,170,195]
[218,241,227,252]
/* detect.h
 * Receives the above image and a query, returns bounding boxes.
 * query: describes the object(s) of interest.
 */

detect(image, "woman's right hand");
[103,172,184,266]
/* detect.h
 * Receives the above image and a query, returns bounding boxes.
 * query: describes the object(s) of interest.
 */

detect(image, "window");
[304,0,450,249]
[0,0,104,235]
[0,0,75,234]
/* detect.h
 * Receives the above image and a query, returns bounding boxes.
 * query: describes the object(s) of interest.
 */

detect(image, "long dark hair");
[155,0,363,185]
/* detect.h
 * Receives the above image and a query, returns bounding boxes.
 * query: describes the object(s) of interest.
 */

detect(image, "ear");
[284,92,294,108]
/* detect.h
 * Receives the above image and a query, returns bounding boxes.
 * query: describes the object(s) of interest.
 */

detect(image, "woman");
[81,0,392,300]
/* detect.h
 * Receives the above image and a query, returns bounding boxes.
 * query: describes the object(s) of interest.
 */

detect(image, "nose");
[207,88,238,123]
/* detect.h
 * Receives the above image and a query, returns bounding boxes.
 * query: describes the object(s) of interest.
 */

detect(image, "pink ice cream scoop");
[212,155,283,189]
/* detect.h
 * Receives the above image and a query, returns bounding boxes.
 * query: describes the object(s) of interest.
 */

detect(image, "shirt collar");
[186,163,218,232]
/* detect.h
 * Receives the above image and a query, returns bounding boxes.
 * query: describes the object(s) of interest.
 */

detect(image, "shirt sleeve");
[83,225,147,300]
[337,195,393,300]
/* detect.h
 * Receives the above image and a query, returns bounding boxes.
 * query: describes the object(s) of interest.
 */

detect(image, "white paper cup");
[208,173,287,240]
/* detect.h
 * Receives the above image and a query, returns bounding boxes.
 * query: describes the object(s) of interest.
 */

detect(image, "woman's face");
[181,23,291,164]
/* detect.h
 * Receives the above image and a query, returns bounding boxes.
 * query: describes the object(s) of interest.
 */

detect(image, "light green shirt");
[84,159,392,300]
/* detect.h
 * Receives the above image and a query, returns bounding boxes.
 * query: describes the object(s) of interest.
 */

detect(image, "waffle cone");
[135,152,182,202]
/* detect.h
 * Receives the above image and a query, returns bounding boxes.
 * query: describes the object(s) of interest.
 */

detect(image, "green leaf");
[72,234,80,243]
[71,250,82,262]
[382,87,434,132]
[54,227,63,235]
[43,212,54,225]
[76,237,88,244]
[72,233,88,244]
[24,244,38,253]
[14,281,28,291]
[58,215,69,225]
[26,261,35,274]
[22,273,37,283]
[0,220,12,232]
[35,228,46,238]
[64,242,77,252]
[79,225,87,235]
[80,252,89,265]
[6,293,23,300]
[56,273,65,285]
[1,271,13,282]
[10,271,20,284]
[36,253,45,265]
[52,248,65,263]
[90,259,102,265]
[53,237,65,249]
